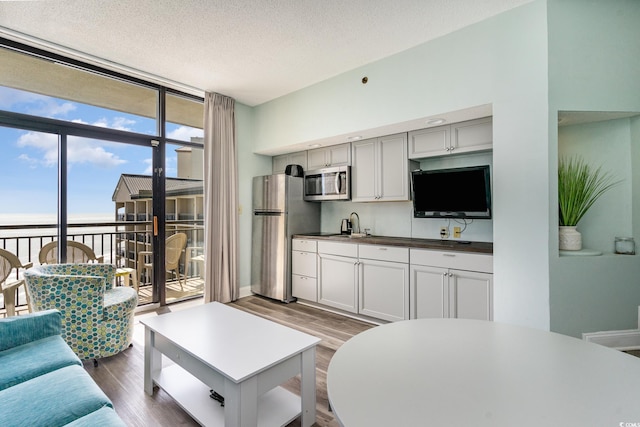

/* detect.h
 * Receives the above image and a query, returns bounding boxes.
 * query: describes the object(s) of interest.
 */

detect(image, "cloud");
[72,116,137,132]
[17,154,39,169]
[16,132,58,166]
[67,138,127,168]
[142,158,153,175]
[167,125,203,141]
[17,131,126,169]
[0,86,76,118]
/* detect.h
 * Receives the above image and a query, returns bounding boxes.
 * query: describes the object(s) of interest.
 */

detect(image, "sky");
[0,86,203,217]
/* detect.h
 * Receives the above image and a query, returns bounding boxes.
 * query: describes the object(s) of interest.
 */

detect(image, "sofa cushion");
[0,309,62,351]
[0,335,81,391]
[63,406,127,427]
[0,364,113,427]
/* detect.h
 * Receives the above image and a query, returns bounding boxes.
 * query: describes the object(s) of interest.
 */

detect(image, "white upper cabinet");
[408,126,451,158]
[408,117,493,159]
[272,151,308,174]
[307,143,351,170]
[351,138,377,201]
[351,133,417,202]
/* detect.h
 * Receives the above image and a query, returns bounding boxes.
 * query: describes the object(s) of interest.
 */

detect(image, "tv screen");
[411,165,492,219]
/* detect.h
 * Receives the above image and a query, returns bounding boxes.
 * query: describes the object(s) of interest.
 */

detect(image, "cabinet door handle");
[443,253,456,257]
[378,247,387,251]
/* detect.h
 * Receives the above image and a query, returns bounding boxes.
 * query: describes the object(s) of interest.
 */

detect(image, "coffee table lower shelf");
[155,364,302,427]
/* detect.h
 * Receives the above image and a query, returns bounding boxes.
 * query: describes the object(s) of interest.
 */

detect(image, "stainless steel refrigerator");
[251,174,320,302]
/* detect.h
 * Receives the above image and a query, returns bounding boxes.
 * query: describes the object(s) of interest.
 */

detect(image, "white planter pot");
[559,226,582,251]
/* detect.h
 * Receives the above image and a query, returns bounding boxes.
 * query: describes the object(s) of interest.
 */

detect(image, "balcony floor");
[137,276,204,305]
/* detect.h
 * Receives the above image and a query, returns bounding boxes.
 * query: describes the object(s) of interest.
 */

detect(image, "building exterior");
[112,146,203,284]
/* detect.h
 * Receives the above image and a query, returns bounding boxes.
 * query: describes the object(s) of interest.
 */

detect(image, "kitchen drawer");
[358,244,408,263]
[317,241,358,258]
[292,250,317,277]
[410,249,493,273]
[292,274,317,302]
[292,238,317,253]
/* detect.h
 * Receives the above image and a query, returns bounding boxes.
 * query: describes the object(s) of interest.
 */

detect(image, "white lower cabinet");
[299,240,492,323]
[292,239,318,302]
[318,252,358,313]
[450,269,493,320]
[409,265,450,318]
[409,249,493,321]
[359,258,409,322]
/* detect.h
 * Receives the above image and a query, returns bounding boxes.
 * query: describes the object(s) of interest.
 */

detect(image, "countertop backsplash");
[320,200,493,243]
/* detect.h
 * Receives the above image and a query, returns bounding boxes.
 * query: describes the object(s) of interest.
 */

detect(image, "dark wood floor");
[85,295,374,426]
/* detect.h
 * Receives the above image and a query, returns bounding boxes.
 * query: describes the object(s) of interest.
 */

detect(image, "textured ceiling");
[0,0,532,106]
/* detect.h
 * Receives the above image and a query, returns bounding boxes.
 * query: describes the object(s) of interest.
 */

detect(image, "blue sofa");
[0,310,126,427]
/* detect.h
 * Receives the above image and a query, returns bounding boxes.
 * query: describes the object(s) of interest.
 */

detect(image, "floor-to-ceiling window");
[0,38,204,312]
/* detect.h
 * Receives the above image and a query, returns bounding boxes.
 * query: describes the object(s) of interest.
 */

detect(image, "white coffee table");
[327,318,640,426]
[141,302,321,427]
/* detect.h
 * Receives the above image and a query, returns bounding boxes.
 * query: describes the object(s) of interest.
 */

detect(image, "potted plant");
[558,156,619,250]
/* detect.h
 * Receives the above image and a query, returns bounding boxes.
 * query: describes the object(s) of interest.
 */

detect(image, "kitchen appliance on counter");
[303,165,350,201]
[340,219,351,234]
[251,173,320,302]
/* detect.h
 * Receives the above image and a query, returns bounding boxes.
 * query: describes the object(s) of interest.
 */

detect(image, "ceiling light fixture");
[348,136,362,141]
[426,118,446,125]
[308,143,322,148]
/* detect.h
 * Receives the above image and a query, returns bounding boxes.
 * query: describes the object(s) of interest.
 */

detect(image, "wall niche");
[558,111,640,255]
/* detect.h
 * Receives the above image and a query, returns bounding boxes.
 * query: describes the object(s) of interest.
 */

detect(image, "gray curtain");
[203,92,238,303]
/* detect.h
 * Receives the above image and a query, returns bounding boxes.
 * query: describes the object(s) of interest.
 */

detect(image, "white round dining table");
[327,318,640,427]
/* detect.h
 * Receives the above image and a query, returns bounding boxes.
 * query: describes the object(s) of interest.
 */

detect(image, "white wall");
[245,1,551,330]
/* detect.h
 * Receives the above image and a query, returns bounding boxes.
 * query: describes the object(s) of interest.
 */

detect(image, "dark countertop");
[293,233,493,254]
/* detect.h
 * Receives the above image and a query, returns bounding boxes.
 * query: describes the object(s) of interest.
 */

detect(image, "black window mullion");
[58,134,68,262]
[153,88,167,305]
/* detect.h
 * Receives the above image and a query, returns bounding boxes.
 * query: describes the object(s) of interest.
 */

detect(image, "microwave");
[303,166,351,201]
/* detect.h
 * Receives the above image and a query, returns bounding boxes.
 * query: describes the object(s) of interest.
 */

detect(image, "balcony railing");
[0,220,204,314]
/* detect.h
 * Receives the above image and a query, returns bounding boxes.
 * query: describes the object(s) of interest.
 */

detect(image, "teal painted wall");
[243,1,551,331]
[548,0,640,337]
[235,102,271,289]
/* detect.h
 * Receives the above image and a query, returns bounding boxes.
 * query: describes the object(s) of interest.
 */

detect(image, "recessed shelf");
[560,248,603,257]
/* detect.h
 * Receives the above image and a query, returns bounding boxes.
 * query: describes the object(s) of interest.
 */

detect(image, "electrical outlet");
[440,226,449,239]
[453,226,461,238]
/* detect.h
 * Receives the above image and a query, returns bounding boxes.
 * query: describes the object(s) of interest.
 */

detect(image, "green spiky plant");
[558,156,620,226]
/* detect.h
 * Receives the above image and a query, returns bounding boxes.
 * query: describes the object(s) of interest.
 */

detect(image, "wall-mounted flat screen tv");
[411,165,492,219]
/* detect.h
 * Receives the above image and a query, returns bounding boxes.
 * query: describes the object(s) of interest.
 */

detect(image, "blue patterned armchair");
[23,264,137,363]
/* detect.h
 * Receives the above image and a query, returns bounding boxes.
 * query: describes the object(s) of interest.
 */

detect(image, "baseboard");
[583,329,640,351]
[238,286,253,299]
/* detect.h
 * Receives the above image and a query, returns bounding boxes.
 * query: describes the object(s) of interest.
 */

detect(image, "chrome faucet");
[349,212,360,234]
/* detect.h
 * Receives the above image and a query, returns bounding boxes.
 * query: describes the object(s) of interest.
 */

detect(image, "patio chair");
[137,232,187,291]
[0,249,33,316]
[39,240,104,264]
[23,263,138,365]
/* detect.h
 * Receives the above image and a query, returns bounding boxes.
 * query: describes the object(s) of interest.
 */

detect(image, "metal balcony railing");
[0,220,205,314]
